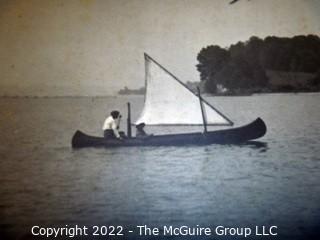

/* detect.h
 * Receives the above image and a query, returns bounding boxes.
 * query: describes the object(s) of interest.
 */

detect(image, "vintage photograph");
[0,0,319,239]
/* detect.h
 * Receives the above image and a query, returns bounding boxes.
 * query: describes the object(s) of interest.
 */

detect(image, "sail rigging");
[135,53,233,126]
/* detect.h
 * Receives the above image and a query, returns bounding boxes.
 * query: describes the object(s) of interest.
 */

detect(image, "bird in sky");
[229,0,250,4]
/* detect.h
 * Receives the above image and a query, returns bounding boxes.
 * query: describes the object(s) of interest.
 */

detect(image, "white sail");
[135,54,233,126]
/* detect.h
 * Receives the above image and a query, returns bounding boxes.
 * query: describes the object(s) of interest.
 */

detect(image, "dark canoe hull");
[72,118,267,148]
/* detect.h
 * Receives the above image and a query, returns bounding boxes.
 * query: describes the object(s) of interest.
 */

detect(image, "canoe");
[71,118,266,148]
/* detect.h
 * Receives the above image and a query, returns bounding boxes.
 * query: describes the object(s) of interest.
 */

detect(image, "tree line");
[196,35,320,93]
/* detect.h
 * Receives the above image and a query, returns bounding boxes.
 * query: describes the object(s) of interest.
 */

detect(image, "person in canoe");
[102,110,123,140]
[136,122,152,138]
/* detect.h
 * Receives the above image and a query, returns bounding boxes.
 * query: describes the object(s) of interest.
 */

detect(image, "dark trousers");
[104,129,116,139]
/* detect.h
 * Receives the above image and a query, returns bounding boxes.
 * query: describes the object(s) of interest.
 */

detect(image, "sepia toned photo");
[1,0,319,239]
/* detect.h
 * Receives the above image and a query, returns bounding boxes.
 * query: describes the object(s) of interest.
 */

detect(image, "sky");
[0,0,319,96]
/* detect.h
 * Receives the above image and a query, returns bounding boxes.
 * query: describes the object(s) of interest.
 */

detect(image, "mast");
[127,102,132,138]
[197,87,207,133]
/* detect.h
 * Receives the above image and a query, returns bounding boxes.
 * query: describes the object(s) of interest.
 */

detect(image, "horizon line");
[0,95,129,98]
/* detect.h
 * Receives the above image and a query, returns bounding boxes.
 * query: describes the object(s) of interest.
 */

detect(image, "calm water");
[0,94,320,239]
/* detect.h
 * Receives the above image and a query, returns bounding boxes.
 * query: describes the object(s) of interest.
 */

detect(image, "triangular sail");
[135,54,233,126]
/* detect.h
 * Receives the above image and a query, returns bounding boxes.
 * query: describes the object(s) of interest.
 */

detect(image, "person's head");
[110,110,120,119]
[136,122,145,130]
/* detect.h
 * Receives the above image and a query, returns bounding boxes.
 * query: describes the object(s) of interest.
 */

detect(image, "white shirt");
[102,116,120,138]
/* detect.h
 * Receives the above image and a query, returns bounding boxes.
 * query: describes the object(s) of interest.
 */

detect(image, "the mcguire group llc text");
[31,224,278,238]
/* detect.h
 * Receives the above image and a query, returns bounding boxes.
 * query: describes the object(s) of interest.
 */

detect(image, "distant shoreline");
[0,95,117,98]
[1,91,319,98]
[118,86,145,95]
[204,89,320,96]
